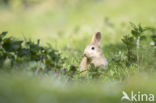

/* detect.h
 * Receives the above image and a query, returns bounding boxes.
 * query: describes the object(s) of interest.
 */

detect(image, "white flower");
[150,42,155,46]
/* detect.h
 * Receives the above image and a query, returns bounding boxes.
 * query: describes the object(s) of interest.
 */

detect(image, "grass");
[0,0,156,103]
[0,71,156,103]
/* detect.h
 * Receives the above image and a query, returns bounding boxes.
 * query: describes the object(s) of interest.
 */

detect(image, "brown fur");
[80,32,107,71]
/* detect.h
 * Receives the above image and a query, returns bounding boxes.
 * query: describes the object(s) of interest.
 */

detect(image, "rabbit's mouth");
[84,54,91,58]
[84,53,93,58]
[84,54,94,59]
[84,55,92,60]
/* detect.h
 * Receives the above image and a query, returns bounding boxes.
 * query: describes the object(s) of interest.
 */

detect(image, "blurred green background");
[0,0,156,48]
[0,0,156,103]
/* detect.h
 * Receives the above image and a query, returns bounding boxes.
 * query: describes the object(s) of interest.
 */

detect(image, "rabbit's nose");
[84,53,87,57]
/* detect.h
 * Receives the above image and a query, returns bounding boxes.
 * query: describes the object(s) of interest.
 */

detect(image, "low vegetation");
[0,0,156,103]
[0,23,155,81]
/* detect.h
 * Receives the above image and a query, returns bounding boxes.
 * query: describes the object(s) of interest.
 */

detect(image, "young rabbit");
[80,32,107,71]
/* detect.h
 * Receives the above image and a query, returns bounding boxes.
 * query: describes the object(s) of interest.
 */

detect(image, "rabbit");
[80,32,107,71]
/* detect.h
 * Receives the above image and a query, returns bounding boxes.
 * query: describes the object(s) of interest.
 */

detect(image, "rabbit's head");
[83,32,102,58]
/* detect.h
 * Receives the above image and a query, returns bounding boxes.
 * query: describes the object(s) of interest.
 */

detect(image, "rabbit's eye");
[91,47,95,50]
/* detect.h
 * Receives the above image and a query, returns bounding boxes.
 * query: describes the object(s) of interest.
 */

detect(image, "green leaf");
[2,38,23,52]
[0,32,7,42]
[130,22,138,31]
[0,32,7,38]
[131,30,139,37]
[17,48,30,57]
[70,65,77,72]
[138,24,143,32]
[140,35,146,40]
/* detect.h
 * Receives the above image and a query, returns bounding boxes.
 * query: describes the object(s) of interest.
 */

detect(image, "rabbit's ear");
[91,32,101,45]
